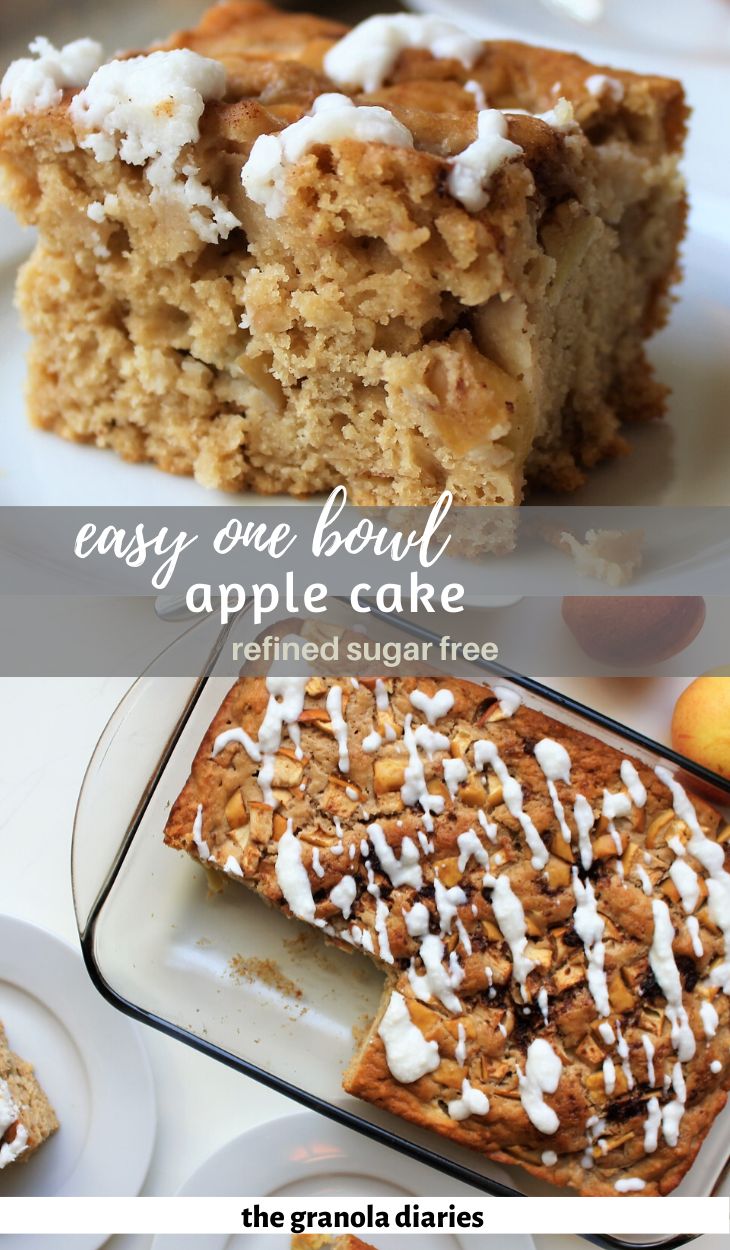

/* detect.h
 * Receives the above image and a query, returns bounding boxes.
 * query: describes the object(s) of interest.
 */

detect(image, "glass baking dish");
[72,602,730,1249]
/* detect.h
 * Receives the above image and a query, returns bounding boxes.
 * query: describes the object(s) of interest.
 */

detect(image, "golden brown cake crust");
[165,675,729,1197]
[0,2,688,504]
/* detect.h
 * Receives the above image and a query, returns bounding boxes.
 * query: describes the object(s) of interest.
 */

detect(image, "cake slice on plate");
[0,2,688,503]
[0,1020,59,1170]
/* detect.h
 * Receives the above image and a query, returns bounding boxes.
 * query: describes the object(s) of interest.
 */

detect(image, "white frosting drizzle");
[517,1039,563,1135]
[661,1061,687,1147]
[192,803,210,861]
[483,873,535,993]
[620,760,647,808]
[649,898,696,1062]
[408,933,464,1013]
[311,847,325,879]
[413,725,451,756]
[212,726,261,761]
[670,858,701,914]
[434,877,467,933]
[410,687,455,724]
[401,715,445,830]
[223,854,243,877]
[687,914,704,957]
[477,809,498,842]
[442,757,468,799]
[634,864,653,896]
[711,1059,722,1073]
[457,828,490,873]
[643,1095,661,1153]
[404,901,430,937]
[242,93,413,219]
[615,1019,635,1090]
[0,1079,28,1169]
[378,991,440,1083]
[573,794,596,871]
[367,821,423,890]
[615,1177,645,1193]
[493,685,522,717]
[700,999,719,1038]
[598,1022,615,1046]
[366,864,393,963]
[602,1056,616,1095]
[448,1077,490,1120]
[602,789,631,871]
[537,986,549,1023]
[455,1021,467,1065]
[1,36,103,113]
[324,14,482,93]
[572,870,610,1017]
[535,738,573,843]
[456,917,472,956]
[585,73,625,103]
[447,109,523,212]
[542,1150,558,1166]
[276,821,320,924]
[325,684,350,772]
[642,1034,656,1086]
[329,873,357,919]
[475,740,549,870]
[656,767,730,992]
[69,49,238,243]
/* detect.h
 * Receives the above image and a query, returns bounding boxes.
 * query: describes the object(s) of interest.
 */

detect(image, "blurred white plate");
[0,915,156,1250]
[0,196,728,507]
[150,1109,536,1250]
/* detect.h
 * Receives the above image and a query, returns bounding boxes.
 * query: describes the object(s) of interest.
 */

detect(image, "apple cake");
[0,1,687,504]
[292,1239,375,1250]
[165,675,730,1196]
[0,1021,59,1170]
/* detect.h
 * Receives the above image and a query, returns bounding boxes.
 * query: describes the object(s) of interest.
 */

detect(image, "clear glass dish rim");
[72,601,730,1246]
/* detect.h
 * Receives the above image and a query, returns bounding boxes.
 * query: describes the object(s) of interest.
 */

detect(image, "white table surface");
[0,600,723,1248]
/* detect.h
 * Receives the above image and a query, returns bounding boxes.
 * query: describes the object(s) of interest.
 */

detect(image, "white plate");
[0,195,729,507]
[0,915,157,1250]
[150,1110,536,1250]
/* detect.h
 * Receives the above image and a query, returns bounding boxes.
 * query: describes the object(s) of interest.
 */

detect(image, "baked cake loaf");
[0,2,687,504]
[0,1021,59,1170]
[165,675,730,1196]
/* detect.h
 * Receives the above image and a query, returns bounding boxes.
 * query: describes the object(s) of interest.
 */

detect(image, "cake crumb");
[228,954,302,999]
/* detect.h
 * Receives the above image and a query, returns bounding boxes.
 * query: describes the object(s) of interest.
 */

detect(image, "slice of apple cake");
[0,2,687,503]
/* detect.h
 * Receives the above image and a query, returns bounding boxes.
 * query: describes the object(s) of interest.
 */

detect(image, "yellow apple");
[671,677,730,781]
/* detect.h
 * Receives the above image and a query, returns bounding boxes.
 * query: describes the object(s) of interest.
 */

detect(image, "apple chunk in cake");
[0,2,687,503]
[165,675,730,1196]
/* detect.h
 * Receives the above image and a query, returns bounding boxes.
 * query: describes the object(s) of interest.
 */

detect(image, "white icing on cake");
[573,794,596,871]
[223,854,243,877]
[192,803,209,861]
[448,1077,490,1120]
[442,757,468,799]
[483,872,535,993]
[275,821,317,923]
[367,821,423,890]
[700,999,719,1039]
[572,871,610,1017]
[0,1079,28,1169]
[1,36,103,114]
[615,1177,645,1192]
[242,92,413,219]
[457,828,490,873]
[447,109,523,212]
[324,14,481,93]
[326,684,350,772]
[670,857,701,914]
[661,1061,687,1147]
[401,715,445,830]
[492,684,522,717]
[329,873,357,919]
[378,990,440,1083]
[475,739,549,870]
[408,933,463,1012]
[535,738,573,843]
[620,760,647,808]
[650,898,696,1062]
[585,73,625,103]
[518,1038,562,1135]
[404,901,430,937]
[69,49,238,242]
